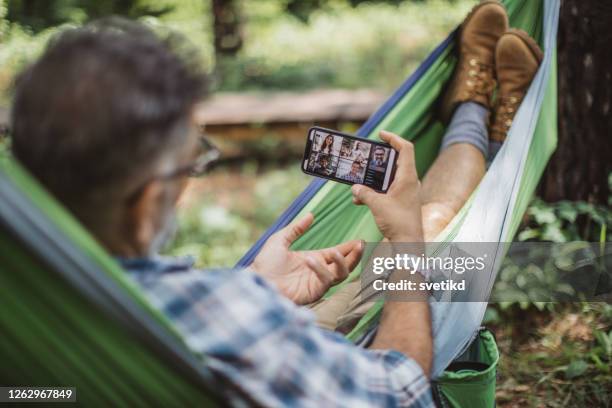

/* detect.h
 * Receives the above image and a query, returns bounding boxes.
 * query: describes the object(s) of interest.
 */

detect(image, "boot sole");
[503,28,544,63]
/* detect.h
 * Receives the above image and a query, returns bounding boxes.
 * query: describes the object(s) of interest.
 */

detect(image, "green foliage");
[219,0,473,91]
[5,0,173,32]
[487,195,612,404]
[488,197,612,314]
[564,359,588,379]
[592,328,612,371]
[493,261,574,313]
[284,0,406,22]
[0,0,212,103]
[0,0,474,101]
[518,198,612,243]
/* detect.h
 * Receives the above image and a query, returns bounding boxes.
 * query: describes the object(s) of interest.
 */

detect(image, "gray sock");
[440,101,489,159]
[488,141,502,159]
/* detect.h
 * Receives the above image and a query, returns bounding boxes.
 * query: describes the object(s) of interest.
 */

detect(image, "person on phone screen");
[339,160,364,184]
[319,134,335,155]
[371,146,387,168]
[350,141,366,163]
[313,154,333,176]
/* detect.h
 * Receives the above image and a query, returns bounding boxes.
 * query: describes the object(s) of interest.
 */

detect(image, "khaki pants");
[309,280,375,333]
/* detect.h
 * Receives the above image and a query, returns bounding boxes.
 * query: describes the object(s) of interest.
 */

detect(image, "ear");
[126,180,166,254]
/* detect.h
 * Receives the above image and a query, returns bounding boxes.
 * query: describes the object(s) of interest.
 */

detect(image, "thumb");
[352,184,380,207]
[279,212,314,246]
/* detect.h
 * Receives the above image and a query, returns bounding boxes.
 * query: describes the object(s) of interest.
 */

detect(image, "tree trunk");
[539,0,612,205]
[211,0,242,58]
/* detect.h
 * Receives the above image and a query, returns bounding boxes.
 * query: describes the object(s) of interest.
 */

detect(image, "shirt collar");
[118,255,196,274]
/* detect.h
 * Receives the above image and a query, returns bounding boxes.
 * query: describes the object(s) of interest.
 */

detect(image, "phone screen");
[302,127,397,192]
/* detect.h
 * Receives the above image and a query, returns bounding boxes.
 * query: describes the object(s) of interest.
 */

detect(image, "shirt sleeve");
[130,266,434,408]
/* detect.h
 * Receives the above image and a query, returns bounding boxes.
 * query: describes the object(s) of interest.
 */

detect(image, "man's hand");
[352,130,424,243]
[352,131,431,376]
[251,213,364,305]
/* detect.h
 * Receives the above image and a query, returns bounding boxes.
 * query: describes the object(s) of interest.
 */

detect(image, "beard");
[147,206,179,256]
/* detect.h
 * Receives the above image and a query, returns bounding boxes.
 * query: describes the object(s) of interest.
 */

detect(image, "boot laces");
[494,95,521,130]
[464,58,495,97]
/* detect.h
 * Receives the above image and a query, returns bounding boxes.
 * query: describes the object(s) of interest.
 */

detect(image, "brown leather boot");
[490,29,543,142]
[440,1,508,124]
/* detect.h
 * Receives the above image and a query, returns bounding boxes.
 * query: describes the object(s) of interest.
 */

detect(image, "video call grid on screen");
[305,129,394,191]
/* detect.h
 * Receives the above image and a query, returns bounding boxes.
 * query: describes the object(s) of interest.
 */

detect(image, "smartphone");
[302,126,397,193]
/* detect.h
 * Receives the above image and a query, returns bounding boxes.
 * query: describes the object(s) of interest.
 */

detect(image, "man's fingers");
[344,241,364,271]
[306,256,333,287]
[330,239,364,271]
[352,184,380,206]
[379,130,418,183]
[279,213,314,246]
[379,130,408,151]
[329,250,350,283]
[306,250,349,286]
[334,239,364,256]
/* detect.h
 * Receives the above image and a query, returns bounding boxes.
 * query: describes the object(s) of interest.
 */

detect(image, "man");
[11,18,432,407]
[371,146,388,168]
[313,153,334,176]
[11,1,541,406]
[339,160,365,184]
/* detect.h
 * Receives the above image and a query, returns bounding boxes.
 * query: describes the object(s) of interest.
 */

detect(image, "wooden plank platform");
[194,89,387,158]
[194,89,386,128]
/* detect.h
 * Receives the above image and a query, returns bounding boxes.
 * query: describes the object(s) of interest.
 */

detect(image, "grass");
[492,303,612,407]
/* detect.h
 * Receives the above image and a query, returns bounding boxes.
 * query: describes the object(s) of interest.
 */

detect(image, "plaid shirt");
[121,256,433,408]
[339,171,364,184]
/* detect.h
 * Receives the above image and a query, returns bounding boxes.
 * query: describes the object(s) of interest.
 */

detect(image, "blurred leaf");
[483,307,500,325]
[590,354,609,373]
[541,221,567,243]
[500,264,520,281]
[564,360,589,379]
[529,204,557,225]
[533,301,547,311]
[557,202,578,223]
[594,330,612,359]
[518,228,540,241]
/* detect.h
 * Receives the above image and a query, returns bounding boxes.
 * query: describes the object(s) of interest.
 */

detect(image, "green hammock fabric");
[433,329,499,408]
[0,156,217,406]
